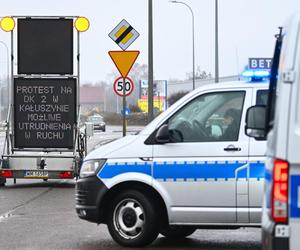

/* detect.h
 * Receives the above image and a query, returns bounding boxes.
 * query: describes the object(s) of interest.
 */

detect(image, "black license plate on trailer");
[24,170,49,178]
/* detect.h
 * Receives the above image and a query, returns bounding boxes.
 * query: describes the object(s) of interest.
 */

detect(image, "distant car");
[87,115,106,132]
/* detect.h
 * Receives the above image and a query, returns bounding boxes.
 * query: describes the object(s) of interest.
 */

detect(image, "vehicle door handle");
[139,157,152,162]
[224,145,241,152]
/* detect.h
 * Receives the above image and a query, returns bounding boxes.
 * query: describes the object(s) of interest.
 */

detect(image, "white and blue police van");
[76,75,269,247]
[245,13,300,250]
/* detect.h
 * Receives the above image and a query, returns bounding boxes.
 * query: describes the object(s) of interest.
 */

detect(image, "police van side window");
[168,91,245,143]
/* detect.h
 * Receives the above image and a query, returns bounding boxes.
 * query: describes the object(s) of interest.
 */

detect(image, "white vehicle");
[245,14,300,250]
[76,79,268,247]
[87,114,106,132]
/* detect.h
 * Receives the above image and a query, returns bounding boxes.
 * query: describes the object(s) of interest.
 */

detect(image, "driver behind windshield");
[222,108,239,141]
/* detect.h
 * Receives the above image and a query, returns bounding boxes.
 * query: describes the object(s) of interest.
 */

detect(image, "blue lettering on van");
[290,175,300,218]
[98,161,265,181]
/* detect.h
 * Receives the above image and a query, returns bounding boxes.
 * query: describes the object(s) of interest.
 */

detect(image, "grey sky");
[0,0,299,83]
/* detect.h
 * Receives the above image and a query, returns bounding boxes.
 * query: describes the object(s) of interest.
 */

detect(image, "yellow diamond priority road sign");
[108,19,139,50]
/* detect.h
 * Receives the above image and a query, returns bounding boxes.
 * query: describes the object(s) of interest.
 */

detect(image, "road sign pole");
[122,77,126,137]
[148,0,154,122]
[108,20,140,134]
[215,0,219,83]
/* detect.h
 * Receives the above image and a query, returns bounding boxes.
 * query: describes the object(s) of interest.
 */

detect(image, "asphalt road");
[0,126,262,250]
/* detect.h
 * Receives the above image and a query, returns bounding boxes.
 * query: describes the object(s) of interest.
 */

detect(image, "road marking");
[0,211,14,222]
[0,185,54,223]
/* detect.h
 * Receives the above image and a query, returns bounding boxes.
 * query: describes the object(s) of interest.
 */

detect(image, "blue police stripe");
[99,162,151,179]
[153,161,245,180]
[98,161,265,181]
[250,162,265,180]
[290,175,300,218]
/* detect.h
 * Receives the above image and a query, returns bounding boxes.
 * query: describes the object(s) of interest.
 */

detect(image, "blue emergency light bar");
[242,70,270,78]
[242,70,270,82]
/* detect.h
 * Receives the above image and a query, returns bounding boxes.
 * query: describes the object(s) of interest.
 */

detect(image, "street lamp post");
[170,0,195,90]
[0,41,9,122]
[148,0,154,122]
[215,0,219,83]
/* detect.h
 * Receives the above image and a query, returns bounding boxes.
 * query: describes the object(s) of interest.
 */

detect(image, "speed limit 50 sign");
[113,76,134,97]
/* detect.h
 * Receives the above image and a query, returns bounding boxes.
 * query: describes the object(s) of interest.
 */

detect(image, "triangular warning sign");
[108,51,140,78]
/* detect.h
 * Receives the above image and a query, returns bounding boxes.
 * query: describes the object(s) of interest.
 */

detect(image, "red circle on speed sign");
[113,76,134,97]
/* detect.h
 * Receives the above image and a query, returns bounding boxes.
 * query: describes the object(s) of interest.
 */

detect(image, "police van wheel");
[107,189,159,247]
[160,226,196,239]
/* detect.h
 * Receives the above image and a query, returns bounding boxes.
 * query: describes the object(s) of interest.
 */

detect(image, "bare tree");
[186,66,213,80]
[167,91,189,107]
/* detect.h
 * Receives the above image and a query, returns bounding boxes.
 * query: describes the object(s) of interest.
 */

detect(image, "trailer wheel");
[107,189,159,247]
[160,226,196,239]
[0,177,5,187]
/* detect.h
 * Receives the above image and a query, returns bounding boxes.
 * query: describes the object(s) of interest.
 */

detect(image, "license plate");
[24,170,49,178]
[275,225,289,238]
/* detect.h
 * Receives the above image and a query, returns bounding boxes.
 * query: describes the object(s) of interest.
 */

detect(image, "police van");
[245,14,300,250]
[76,78,268,247]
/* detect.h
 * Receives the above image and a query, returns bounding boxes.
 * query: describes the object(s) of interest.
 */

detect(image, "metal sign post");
[113,76,135,136]
[123,77,126,136]
[108,19,140,137]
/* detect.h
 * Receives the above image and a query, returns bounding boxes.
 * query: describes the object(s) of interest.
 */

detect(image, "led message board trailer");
[14,78,76,149]
[17,18,73,75]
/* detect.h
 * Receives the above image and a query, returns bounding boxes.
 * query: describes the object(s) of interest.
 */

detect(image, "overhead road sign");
[114,76,134,97]
[108,50,139,78]
[108,19,139,50]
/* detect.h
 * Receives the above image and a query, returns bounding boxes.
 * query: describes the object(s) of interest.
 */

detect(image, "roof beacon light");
[0,16,15,32]
[254,70,270,77]
[75,16,90,32]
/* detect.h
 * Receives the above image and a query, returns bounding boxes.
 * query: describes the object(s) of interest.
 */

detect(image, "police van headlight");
[80,159,106,178]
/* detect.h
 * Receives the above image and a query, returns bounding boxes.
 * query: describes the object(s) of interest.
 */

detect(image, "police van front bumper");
[75,175,108,223]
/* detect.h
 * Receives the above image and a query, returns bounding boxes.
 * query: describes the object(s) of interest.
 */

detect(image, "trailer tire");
[107,189,159,247]
[0,177,5,187]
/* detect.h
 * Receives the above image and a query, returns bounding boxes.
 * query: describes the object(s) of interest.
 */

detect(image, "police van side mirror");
[245,105,267,139]
[155,124,170,144]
